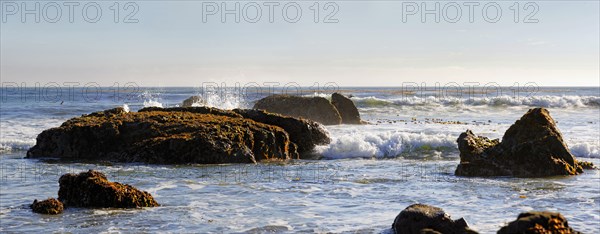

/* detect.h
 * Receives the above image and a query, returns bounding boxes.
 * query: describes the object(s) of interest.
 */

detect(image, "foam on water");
[570,142,600,158]
[316,131,457,159]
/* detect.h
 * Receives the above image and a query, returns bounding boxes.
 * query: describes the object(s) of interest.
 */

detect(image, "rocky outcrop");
[31,198,64,215]
[233,109,330,156]
[455,108,591,177]
[181,96,204,107]
[142,107,331,156]
[392,204,478,234]
[27,107,299,164]
[253,95,342,125]
[331,93,362,124]
[498,211,580,234]
[58,170,159,208]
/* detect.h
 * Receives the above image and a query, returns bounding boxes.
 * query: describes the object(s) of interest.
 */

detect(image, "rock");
[141,107,330,156]
[181,96,204,107]
[498,211,580,234]
[456,108,584,177]
[233,109,330,156]
[31,198,64,215]
[27,107,299,164]
[331,93,362,124]
[392,204,477,234]
[253,95,342,125]
[577,161,596,170]
[58,170,159,208]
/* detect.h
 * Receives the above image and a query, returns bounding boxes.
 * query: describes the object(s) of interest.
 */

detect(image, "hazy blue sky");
[1,1,599,86]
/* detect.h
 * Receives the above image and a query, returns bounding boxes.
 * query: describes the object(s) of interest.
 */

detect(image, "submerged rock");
[253,95,342,125]
[58,170,159,208]
[181,96,204,107]
[498,211,580,234]
[31,198,64,215]
[331,93,362,124]
[27,107,299,164]
[456,108,588,177]
[392,204,478,234]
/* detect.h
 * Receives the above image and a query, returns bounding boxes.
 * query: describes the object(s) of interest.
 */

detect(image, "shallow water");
[1,87,599,233]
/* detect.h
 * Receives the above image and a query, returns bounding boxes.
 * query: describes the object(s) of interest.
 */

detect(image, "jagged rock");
[392,204,478,234]
[331,93,362,124]
[233,109,330,156]
[31,198,64,215]
[181,96,204,107]
[456,108,587,177]
[27,108,299,164]
[498,211,580,234]
[253,95,342,125]
[58,170,159,208]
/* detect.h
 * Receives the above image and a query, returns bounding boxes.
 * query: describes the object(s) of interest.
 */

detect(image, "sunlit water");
[1,87,599,233]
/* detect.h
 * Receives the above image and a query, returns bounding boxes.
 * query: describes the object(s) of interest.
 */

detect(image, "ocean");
[1,86,599,233]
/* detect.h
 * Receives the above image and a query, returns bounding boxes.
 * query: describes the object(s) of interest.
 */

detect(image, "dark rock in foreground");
[456,108,590,177]
[27,106,331,164]
[254,95,342,125]
[331,93,362,124]
[498,211,580,234]
[392,204,478,234]
[59,170,159,208]
[31,198,64,215]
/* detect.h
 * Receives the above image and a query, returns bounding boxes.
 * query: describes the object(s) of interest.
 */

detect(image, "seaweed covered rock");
[392,204,477,234]
[498,211,580,234]
[253,95,342,125]
[31,198,64,215]
[233,109,330,156]
[181,96,204,107]
[456,108,589,177]
[58,170,159,208]
[27,107,298,164]
[331,93,362,124]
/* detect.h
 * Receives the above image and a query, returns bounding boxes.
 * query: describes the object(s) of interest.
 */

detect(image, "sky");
[1,1,599,87]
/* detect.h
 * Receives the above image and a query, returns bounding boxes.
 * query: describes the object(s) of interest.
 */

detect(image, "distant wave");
[352,95,600,108]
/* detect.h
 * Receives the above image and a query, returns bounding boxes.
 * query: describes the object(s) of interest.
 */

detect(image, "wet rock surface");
[58,170,159,208]
[331,93,362,124]
[498,211,580,234]
[31,198,64,215]
[181,96,204,107]
[27,107,299,164]
[253,95,342,125]
[456,108,590,177]
[392,204,478,234]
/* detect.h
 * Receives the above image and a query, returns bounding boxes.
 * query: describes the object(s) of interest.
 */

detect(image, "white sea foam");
[570,142,600,158]
[0,139,36,153]
[352,95,600,108]
[316,131,457,159]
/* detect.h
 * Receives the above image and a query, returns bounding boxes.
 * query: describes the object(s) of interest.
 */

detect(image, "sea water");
[1,86,599,233]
